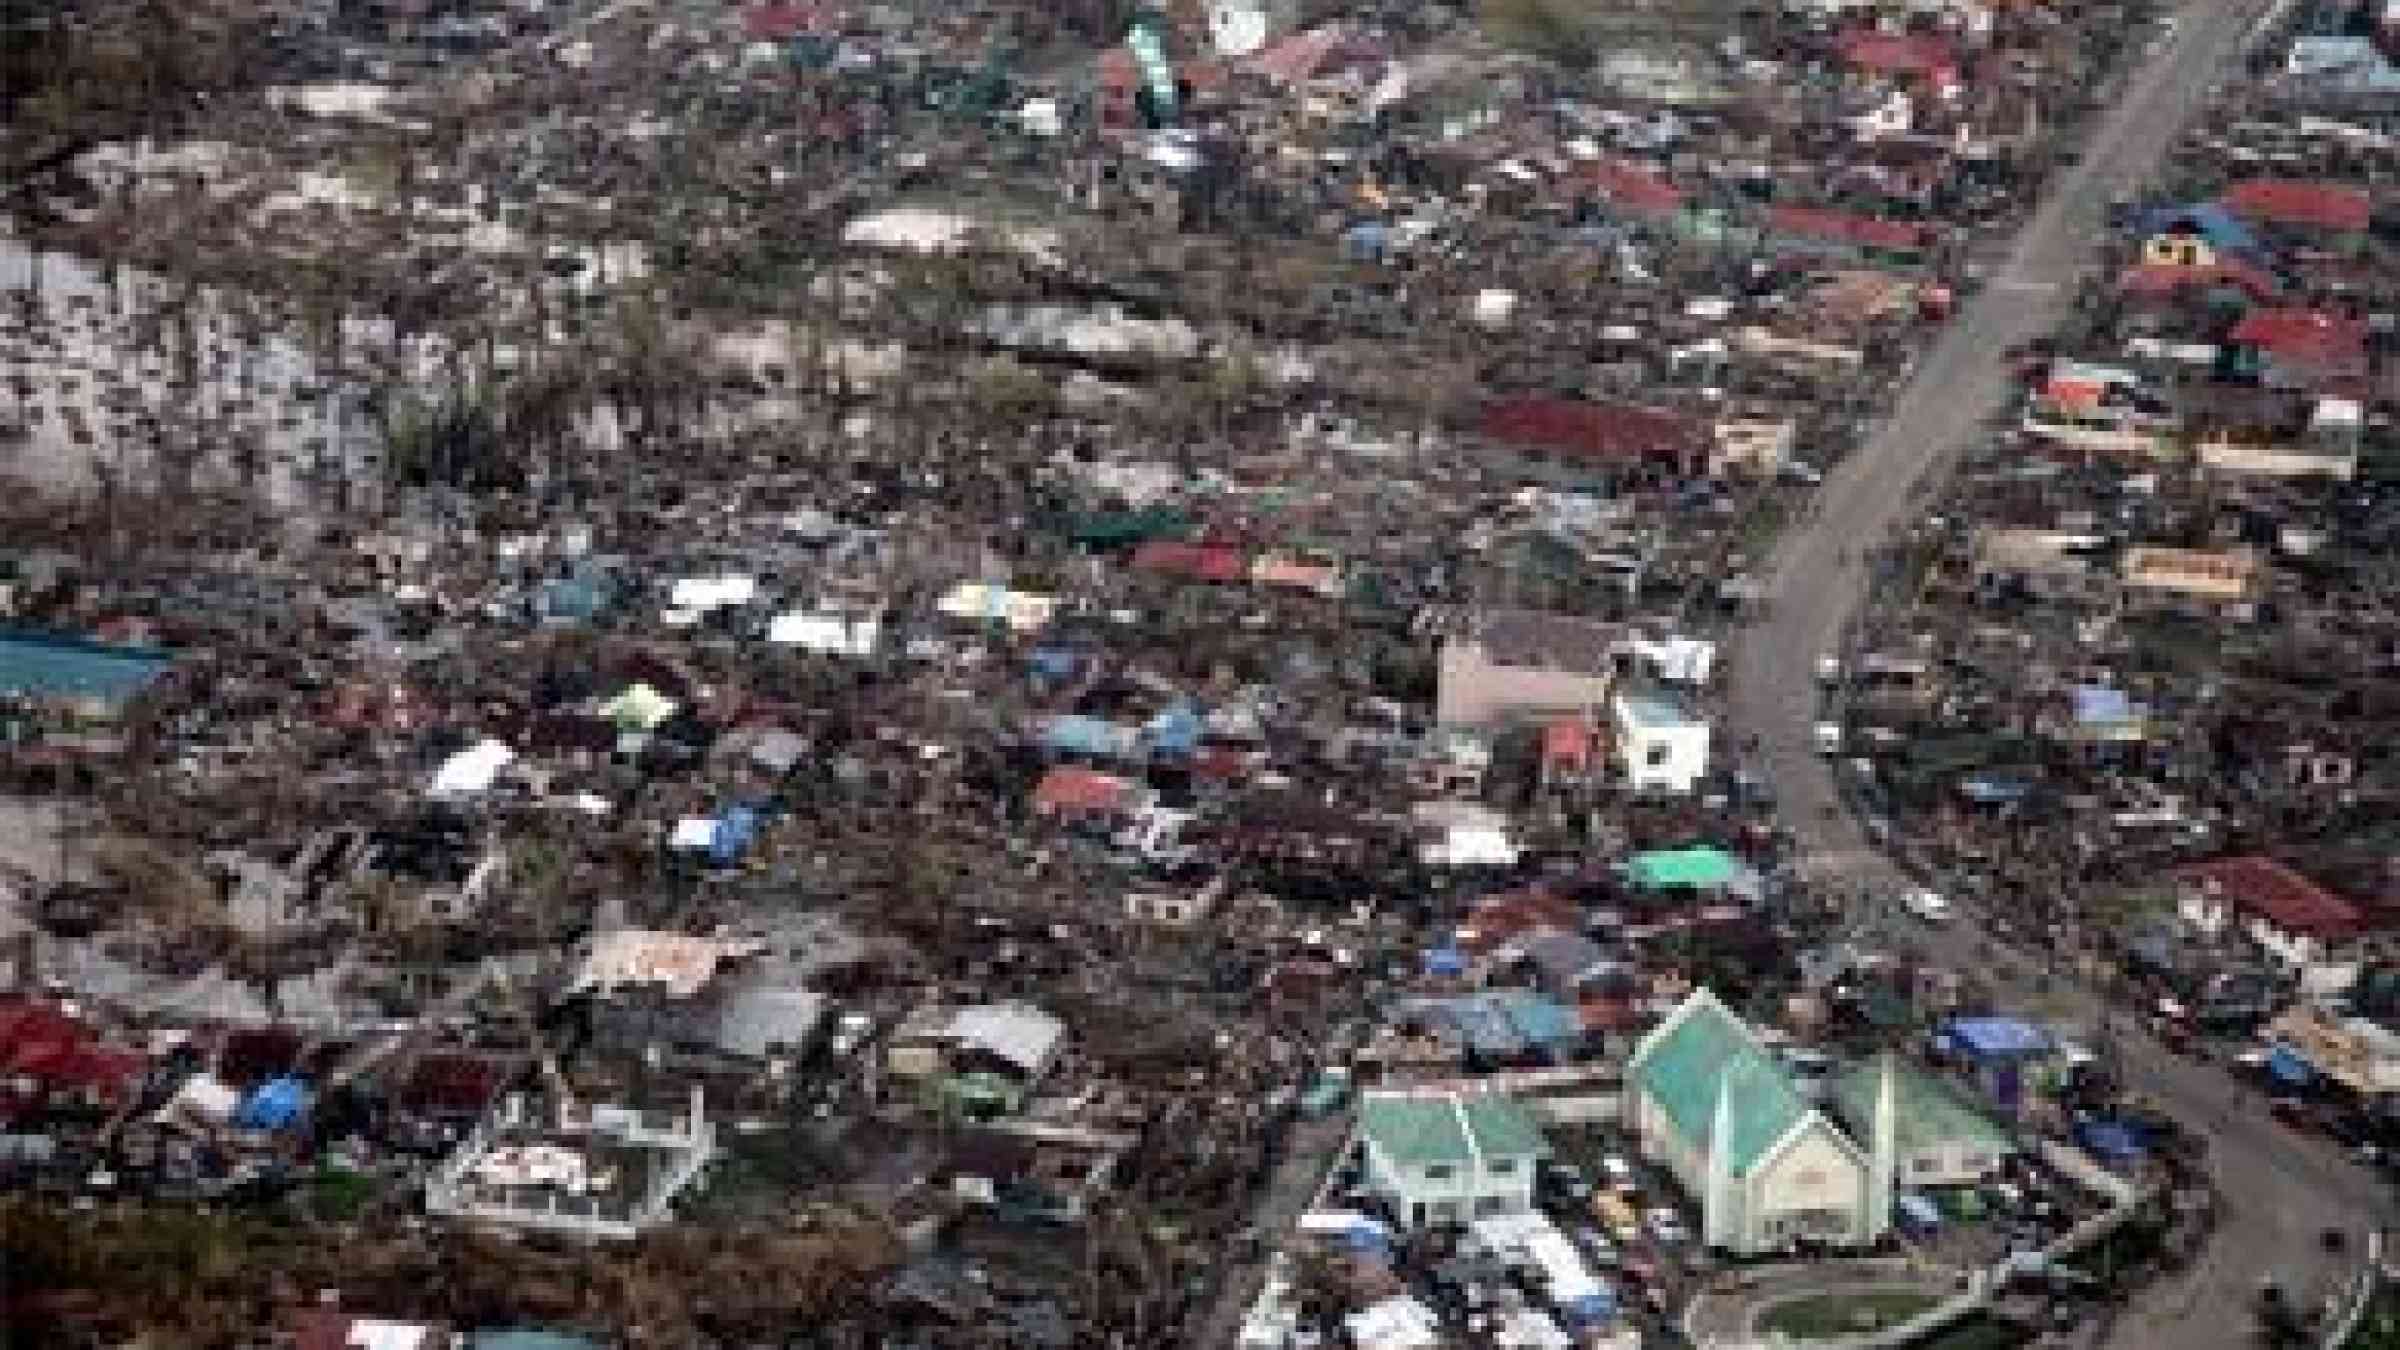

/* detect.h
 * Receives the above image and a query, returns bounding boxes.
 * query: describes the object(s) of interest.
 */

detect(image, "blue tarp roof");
[1422,946,1467,977]
[2268,1044,2316,1087]
[1944,1017,2054,1060]
[1897,1191,1942,1228]
[0,629,173,706]
[2133,201,2260,254]
[1958,773,2034,804]
[2073,686,2135,725]
[233,1075,312,1131]
[1027,648,1080,680]
[1042,714,1131,757]
[1561,1291,1616,1324]
[710,804,762,865]
[1395,991,1580,1056]
[467,1334,606,1350]
[2074,1118,2149,1162]
[1144,705,1202,754]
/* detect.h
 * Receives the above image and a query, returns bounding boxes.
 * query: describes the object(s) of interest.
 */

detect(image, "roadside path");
[1720,0,2386,1345]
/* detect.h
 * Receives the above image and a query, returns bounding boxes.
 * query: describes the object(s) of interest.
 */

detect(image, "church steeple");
[1704,1067,1736,1250]
[1867,1052,1899,1242]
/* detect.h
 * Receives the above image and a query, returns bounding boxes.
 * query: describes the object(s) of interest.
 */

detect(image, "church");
[1624,988,1900,1256]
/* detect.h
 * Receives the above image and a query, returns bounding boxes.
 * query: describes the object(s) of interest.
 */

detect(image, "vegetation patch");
[1758,1289,1945,1340]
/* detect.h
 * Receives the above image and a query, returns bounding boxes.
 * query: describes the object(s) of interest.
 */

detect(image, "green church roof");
[1628,992,1809,1175]
[1829,1059,2013,1158]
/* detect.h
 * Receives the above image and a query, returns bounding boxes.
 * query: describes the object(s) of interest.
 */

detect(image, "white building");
[1356,1090,1547,1228]
[1624,989,1896,1256]
[1611,690,1710,794]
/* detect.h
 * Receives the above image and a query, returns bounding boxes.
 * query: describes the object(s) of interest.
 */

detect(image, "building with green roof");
[1829,1057,2015,1188]
[1625,988,1893,1255]
[1356,1090,1549,1228]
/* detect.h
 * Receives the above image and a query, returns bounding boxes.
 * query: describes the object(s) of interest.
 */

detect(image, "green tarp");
[1626,846,1742,891]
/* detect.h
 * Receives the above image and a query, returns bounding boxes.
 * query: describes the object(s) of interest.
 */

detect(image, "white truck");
[1813,722,1843,756]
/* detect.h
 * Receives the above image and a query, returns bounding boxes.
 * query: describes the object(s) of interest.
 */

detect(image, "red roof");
[1480,398,1709,468]
[1836,31,1959,78]
[1032,766,1134,815]
[1131,540,1250,583]
[1191,746,1258,782]
[741,4,831,40]
[0,998,141,1098]
[1541,718,1594,767]
[2117,259,2281,301]
[1577,161,1686,217]
[1766,205,1930,252]
[2221,178,2372,234]
[1458,892,1581,953]
[2227,307,2367,367]
[2178,856,2366,940]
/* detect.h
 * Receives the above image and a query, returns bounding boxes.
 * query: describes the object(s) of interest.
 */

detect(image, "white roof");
[165,1073,241,1122]
[346,1321,437,1350]
[1470,1211,1607,1304]
[768,610,880,656]
[937,583,1057,632]
[668,575,757,611]
[945,1002,1064,1074]
[1346,1295,1442,1349]
[430,738,514,795]
[1495,1310,1574,1349]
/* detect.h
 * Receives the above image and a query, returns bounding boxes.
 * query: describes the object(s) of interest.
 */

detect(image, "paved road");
[1723,0,2387,1345]
[1183,1115,1351,1349]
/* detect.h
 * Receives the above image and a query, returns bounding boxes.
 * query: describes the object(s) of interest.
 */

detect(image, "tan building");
[2119,546,2261,615]
[1432,608,1630,729]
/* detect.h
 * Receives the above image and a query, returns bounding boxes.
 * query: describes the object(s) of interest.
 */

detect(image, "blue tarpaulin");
[2268,1044,2316,1087]
[1422,946,1467,977]
[1944,1017,2054,1061]
[1342,222,1391,261]
[1144,705,1202,755]
[1339,1225,1392,1255]
[1561,1291,1616,1325]
[1042,715,1133,758]
[2075,1118,2149,1165]
[1392,991,1580,1057]
[2073,686,2134,725]
[711,804,762,865]
[1958,773,2034,805]
[1897,1191,1943,1233]
[1027,648,1080,680]
[234,1075,312,1131]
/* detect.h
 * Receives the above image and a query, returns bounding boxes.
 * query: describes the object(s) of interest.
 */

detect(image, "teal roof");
[1626,846,1742,890]
[1829,1060,2013,1157]
[1629,994,1809,1175]
[467,1333,606,1350]
[1359,1094,1548,1167]
[0,629,171,706]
